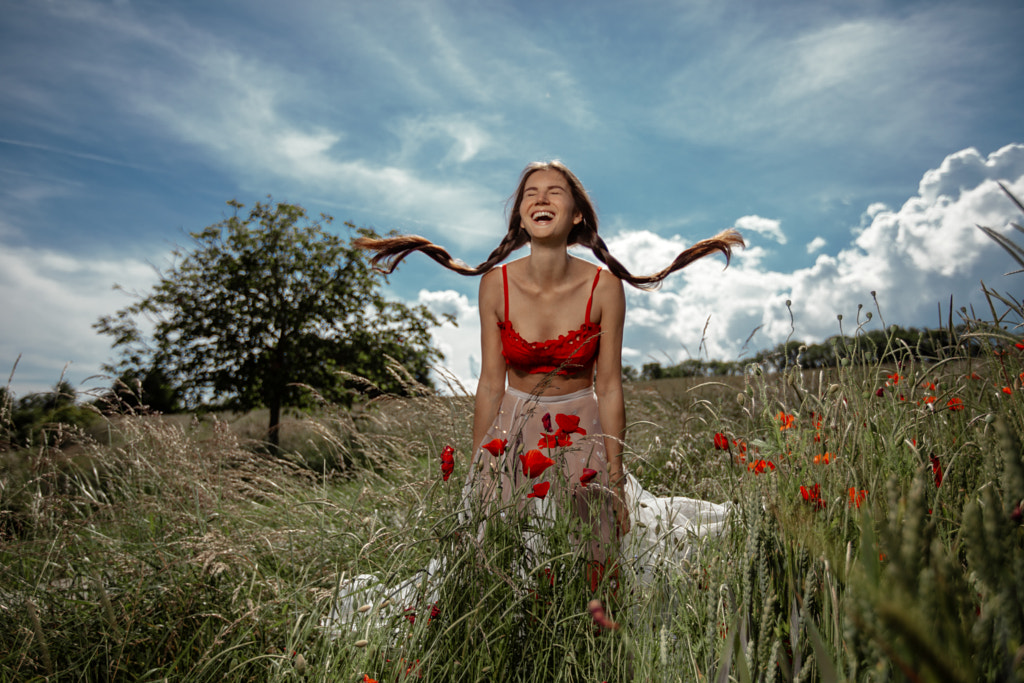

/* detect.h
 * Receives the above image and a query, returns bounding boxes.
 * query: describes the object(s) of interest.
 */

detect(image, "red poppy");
[538,432,572,449]
[967,372,982,380]
[930,454,943,488]
[848,487,867,508]
[580,468,598,486]
[947,397,965,411]
[1016,342,1024,350]
[921,381,936,391]
[732,439,748,454]
[440,445,455,481]
[1002,386,1013,395]
[542,412,552,432]
[747,459,775,474]
[364,676,378,683]
[527,481,551,499]
[481,438,507,456]
[800,483,826,510]
[813,452,833,465]
[875,387,885,397]
[588,599,619,630]
[555,413,587,435]
[777,411,795,431]
[713,432,729,450]
[922,396,936,405]
[520,449,554,478]
[887,372,903,385]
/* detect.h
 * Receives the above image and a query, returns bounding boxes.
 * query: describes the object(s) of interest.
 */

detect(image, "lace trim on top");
[498,265,602,375]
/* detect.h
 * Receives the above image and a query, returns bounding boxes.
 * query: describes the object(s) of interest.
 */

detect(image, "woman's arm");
[473,269,507,450]
[593,273,629,535]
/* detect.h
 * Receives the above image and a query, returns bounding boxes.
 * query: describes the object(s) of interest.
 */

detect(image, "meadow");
[2,299,1023,681]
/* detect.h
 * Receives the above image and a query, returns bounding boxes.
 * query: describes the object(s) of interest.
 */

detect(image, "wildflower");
[921,381,936,391]
[848,487,867,508]
[1002,386,1013,395]
[580,468,598,486]
[555,413,587,435]
[930,454,943,488]
[875,387,885,397]
[947,397,965,411]
[747,459,775,474]
[481,438,507,456]
[887,372,903,385]
[810,413,823,429]
[363,675,377,683]
[520,449,554,478]
[922,396,936,405]
[713,432,729,450]
[588,599,620,630]
[528,481,551,499]
[542,412,552,432]
[967,372,982,380]
[732,439,748,455]
[440,445,455,481]
[538,432,572,449]
[1017,342,1024,350]
[800,483,826,510]
[777,411,795,431]
[813,452,834,465]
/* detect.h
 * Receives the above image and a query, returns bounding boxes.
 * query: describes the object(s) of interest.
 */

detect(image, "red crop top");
[498,265,602,376]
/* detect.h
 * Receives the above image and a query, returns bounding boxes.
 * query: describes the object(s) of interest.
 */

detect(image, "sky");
[2,0,1024,399]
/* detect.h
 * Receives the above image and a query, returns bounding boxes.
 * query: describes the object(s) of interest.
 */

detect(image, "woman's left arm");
[593,273,629,536]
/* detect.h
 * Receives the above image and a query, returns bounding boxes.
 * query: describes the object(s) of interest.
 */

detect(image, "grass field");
[1,316,1023,681]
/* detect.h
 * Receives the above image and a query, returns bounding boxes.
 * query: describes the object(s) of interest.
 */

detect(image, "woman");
[355,161,742,581]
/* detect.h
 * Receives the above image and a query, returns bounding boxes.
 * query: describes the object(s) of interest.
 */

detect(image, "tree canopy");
[95,199,447,446]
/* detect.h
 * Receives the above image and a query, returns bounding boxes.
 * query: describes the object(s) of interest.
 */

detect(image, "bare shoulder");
[478,266,504,320]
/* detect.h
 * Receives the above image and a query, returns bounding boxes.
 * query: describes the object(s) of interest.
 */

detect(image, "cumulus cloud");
[734,215,786,244]
[417,288,480,393]
[605,144,1024,365]
[806,236,827,254]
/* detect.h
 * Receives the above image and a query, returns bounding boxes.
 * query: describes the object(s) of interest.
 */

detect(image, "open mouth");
[531,210,555,224]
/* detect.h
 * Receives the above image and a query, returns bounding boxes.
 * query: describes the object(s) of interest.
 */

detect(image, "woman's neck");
[525,243,572,286]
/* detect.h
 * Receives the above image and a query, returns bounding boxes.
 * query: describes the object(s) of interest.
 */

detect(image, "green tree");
[94,199,446,447]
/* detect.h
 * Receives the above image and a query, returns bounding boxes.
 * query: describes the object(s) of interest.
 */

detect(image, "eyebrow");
[523,182,568,193]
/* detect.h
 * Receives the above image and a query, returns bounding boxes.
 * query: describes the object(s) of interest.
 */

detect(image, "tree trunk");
[268,399,281,451]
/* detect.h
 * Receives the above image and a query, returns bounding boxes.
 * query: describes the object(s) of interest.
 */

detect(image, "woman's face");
[519,169,582,243]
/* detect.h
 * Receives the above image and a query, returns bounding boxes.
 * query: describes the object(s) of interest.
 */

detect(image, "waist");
[505,385,596,403]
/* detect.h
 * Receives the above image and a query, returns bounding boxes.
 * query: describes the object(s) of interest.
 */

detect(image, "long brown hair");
[353,161,744,290]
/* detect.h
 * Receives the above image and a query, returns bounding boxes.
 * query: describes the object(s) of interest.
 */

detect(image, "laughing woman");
[354,160,741,581]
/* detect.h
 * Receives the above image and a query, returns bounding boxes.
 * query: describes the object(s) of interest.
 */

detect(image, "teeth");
[532,211,554,221]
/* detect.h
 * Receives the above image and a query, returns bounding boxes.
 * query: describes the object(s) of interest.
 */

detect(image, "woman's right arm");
[472,268,507,449]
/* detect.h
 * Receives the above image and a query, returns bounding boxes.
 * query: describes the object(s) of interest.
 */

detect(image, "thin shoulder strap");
[584,267,602,323]
[502,264,510,322]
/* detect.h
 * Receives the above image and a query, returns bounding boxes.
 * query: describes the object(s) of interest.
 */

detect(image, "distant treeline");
[624,324,979,381]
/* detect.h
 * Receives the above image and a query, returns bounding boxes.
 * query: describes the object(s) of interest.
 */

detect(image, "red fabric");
[498,265,602,375]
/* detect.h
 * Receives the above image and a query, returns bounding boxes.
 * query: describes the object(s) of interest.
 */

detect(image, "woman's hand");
[612,481,630,537]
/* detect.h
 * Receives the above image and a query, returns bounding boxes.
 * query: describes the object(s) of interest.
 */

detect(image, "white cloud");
[734,215,786,244]
[806,236,827,254]
[605,144,1024,364]
[417,288,480,394]
[0,245,160,396]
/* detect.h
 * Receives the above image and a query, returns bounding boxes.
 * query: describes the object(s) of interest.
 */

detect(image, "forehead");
[523,169,570,192]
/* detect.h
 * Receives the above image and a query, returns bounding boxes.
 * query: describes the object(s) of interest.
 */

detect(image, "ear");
[573,210,583,225]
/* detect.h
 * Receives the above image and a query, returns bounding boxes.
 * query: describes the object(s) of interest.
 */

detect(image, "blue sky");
[2,0,1024,397]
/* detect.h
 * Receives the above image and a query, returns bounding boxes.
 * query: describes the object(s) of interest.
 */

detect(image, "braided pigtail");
[583,229,745,291]
[353,227,528,276]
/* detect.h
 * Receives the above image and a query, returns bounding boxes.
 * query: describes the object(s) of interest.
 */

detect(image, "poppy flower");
[922,396,936,405]
[875,387,885,397]
[777,412,795,431]
[520,449,554,478]
[538,432,572,449]
[800,483,826,510]
[947,397,965,411]
[527,481,550,499]
[580,468,598,486]
[1016,342,1024,350]
[747,459,775,474]
[848,487,867,508]
[555,413,587,435]
[887,372,903,385]
[1002,386,1013,395]
[813,452,833,465]
[967,372,982,380]
[588,599,619,630]
[542,412,552,432]
[713,432,729,450]
[732,439,748,454]
[364,676,378,683]
[481,438,507,456]
[921,381,936,391]
[930,454,943,488]
[439,445,455,481]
